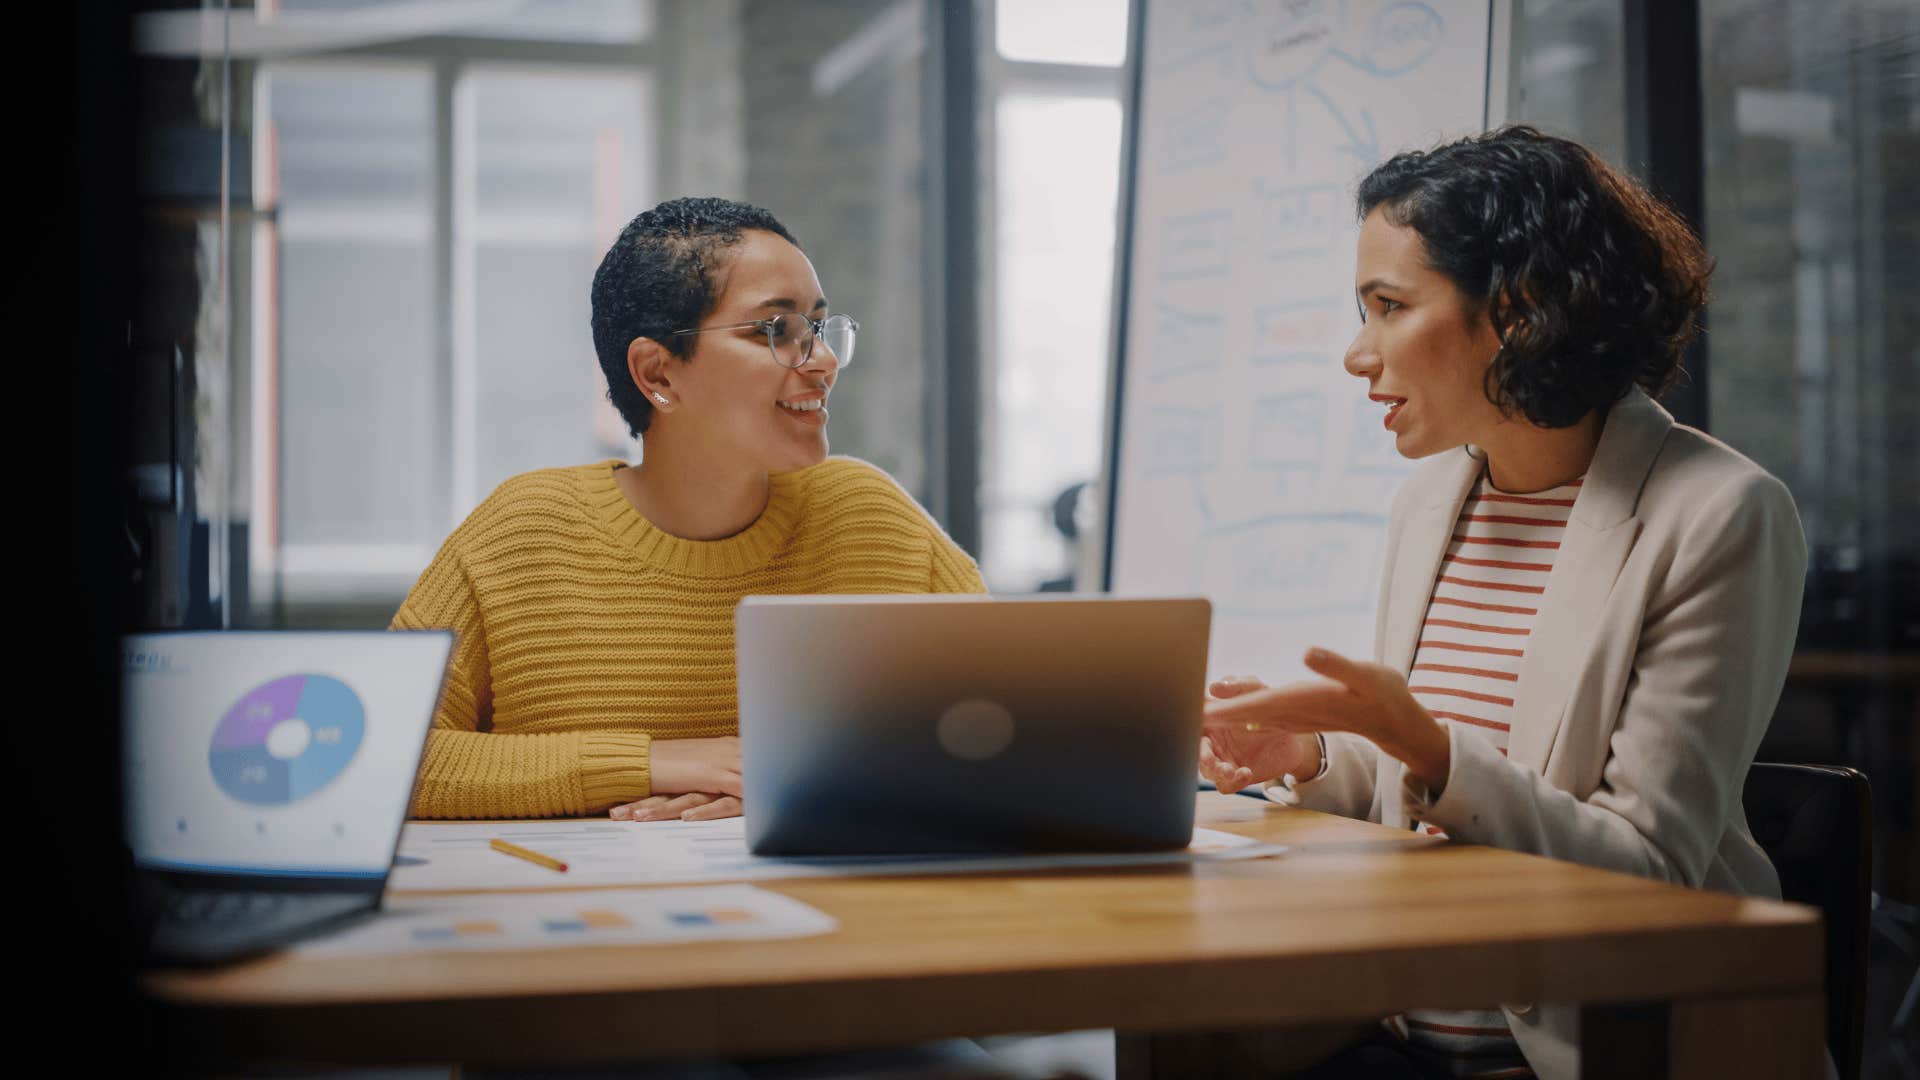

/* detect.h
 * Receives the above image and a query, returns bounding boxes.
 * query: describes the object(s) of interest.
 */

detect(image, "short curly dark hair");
[1355,125,1711,428]
[589,196,799,436]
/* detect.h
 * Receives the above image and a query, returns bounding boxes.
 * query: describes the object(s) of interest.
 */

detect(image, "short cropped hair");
[1355,125,1711,428]
[589,197,799,436]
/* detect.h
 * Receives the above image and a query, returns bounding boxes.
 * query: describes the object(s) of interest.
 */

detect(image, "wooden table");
[145,794,1825,1077]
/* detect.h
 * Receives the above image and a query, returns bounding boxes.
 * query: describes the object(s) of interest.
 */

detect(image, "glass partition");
[1700,0,1920,901]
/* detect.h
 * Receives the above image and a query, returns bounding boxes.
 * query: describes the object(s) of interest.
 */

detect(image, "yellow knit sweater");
[391,456,986,819]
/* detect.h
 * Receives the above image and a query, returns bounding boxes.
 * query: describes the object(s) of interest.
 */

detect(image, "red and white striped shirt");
[1391,470,1583,1079]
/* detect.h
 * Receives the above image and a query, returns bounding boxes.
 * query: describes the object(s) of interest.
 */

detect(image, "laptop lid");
[737,595,1211,856]
[121,630,453,884]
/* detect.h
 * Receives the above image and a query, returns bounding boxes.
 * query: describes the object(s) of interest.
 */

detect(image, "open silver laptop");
[122,630,453,965]
[737,595,1211,856]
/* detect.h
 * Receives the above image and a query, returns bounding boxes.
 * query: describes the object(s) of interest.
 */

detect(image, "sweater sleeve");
[391,543,653,819]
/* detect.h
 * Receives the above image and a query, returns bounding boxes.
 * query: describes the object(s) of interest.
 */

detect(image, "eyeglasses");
[671,312,858,370]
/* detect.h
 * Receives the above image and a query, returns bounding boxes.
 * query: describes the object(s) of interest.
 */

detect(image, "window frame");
[250,33,658,616]
[974,0,1129,593]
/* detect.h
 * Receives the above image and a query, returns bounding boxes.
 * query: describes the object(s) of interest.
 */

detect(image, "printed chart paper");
[298,883,837,956]
[388,817,1284,892]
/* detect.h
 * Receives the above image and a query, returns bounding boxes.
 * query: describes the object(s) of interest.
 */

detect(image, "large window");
[257,64,440,600]
[246,11,658,613]
[1510,0,1627,166]
[1508,0,1920,918]
[1699,0,1919,901]
[240,1,941,619]
[979,0,1129,593]
[457,66,652,507]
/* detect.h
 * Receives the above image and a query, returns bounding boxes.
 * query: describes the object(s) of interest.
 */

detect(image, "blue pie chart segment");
[209,674,366,805]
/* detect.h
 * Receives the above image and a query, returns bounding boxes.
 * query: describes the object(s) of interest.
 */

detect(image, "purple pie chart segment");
[209,674,366,805]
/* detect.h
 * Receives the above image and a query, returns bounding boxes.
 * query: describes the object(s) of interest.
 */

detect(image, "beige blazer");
[1284,387,1807,1079]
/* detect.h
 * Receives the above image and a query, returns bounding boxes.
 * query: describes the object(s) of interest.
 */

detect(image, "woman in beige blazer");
[1199,127,1808,1080]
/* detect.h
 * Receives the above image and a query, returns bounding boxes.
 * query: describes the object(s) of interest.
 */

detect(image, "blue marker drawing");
[1254,183,1342,261]
[1146,303,1226,380]
[1187,0,1237,34]
[1189,467,1321,533]
[1250,393,1327,466]
[1200,516,1386,617]
[1301,82,1379,161]
[1154,0,1235,73]
[1331,2,1444,76]
[1252,299,1341,365]
[1140,406,1223,475]
[1235,0,1442,171]
[1163,99,1231,172]
[1157,41,1237,99]
[1157,211,1234,279]
[1187,474,1218,527]
[1242,0,1345,90]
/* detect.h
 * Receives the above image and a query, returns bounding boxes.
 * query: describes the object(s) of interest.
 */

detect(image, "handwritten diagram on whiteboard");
[1107,0,1502,682]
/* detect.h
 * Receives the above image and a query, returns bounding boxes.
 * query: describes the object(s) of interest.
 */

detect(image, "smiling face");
[1344,208,1508,459]
[652,229,843,474]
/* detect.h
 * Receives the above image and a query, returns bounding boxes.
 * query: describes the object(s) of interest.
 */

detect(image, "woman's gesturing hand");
[1198,675,1322,794]
[1202,650,1451,791]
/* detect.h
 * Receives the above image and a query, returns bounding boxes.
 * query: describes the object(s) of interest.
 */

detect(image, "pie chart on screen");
[208,674,366,805]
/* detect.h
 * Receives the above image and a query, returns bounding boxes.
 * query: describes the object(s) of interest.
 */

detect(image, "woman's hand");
[609,735,743,821]
[1202,650,1452,791]
[1199,675,1322,794]
[610,792,742,822]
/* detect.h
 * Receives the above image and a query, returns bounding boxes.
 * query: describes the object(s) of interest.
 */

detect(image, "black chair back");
[1742,762,1873,1080]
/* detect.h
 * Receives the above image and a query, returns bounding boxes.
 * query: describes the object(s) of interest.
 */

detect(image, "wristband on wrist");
[1308,732,1330,782]
[1280,732,1331,793]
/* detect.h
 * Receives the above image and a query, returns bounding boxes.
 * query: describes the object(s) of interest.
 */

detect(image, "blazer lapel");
[1383,450,1481,675]
[1505,391,1672,771]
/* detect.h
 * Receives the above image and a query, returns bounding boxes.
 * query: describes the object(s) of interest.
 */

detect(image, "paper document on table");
[297,884,835,957]
[388,818,1283,892]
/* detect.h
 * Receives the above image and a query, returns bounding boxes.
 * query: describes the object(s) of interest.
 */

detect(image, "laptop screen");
[122,631,453,879]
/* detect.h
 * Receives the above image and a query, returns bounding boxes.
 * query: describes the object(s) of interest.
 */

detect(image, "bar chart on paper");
[297,884,839,956]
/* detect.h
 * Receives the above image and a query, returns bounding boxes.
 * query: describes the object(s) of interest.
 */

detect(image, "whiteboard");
[1101,0,1512,682]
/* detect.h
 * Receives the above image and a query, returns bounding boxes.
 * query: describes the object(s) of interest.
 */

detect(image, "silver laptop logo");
[936,699,1015,761]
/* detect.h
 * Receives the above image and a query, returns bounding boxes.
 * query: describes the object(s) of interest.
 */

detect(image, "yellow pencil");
[490,837,568,873]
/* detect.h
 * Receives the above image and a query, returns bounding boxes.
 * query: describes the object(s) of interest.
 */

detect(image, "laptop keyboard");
[144,885,372,964]
[164,889,289,925]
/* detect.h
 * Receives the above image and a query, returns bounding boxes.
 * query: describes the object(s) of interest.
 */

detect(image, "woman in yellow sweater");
[392,197,985,821]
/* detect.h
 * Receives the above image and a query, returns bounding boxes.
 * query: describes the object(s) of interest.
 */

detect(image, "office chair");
[1743,763,1874,1080]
